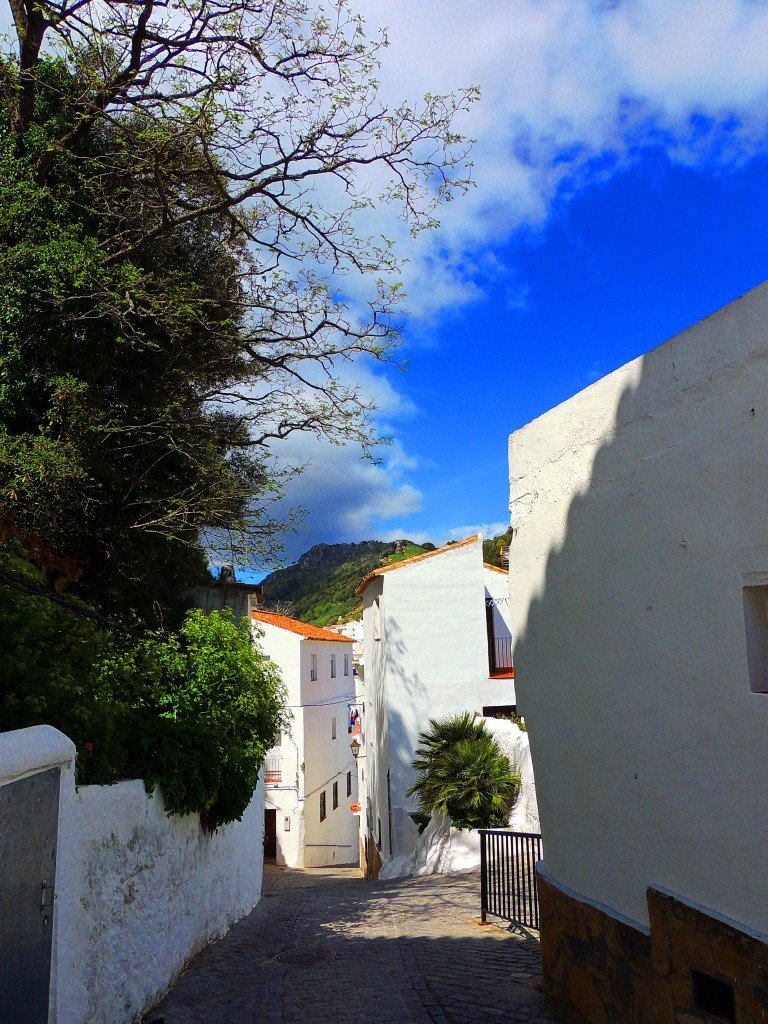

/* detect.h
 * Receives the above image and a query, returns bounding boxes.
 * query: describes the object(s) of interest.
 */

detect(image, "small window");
[320,791,326,821]
[333,781,339,810]
[692,969,735,1023]
[310,653,317,681]
[331,716,337,740]
[346,771,352,797]
[743,583,768,692]
[330,652,336,678]
[344,652,350,676]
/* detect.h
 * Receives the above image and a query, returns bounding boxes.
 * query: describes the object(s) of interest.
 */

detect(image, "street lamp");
[349,737,362,759]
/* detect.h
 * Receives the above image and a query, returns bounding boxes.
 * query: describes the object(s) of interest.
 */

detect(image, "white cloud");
[341,0,768,319]
[259,428,425,564]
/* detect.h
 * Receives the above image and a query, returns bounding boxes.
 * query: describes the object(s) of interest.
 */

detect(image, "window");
[330,652,336,678]
[333,781,339,810]
[331,716,337,740]
[743,583,768,692]
[692,970,735,1023]
[310,653,317,681]
[320,792,326,821]
[346,771,352,797]
[344,652,350,676]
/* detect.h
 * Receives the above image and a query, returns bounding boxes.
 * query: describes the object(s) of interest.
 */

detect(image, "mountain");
[257,527,512,627]
[258,540,432,626]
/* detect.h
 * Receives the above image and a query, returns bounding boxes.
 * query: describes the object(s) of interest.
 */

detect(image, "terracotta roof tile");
[483,563,508,575]
[356,534,479,595]
[251,611,353,642]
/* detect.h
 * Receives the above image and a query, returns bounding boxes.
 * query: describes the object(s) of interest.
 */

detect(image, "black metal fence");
[479,829,543,929]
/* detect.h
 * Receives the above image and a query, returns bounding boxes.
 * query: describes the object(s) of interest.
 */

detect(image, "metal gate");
[0,768,61,1024]
[480,829,543,929]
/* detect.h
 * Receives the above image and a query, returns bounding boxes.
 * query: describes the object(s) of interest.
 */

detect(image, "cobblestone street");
[148,865,560,1024]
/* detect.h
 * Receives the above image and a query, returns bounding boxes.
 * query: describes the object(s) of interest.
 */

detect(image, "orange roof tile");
[483,563,508,575]
[356,535,479,595]
[252,610,353,642]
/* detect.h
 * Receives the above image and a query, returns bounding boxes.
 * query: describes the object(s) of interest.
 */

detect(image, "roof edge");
[356,534,480,595]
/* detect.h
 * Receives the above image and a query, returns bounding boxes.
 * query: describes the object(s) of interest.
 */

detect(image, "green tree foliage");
[407,713,521,830]
[483,527,513,568]
[0,543,287,828]
[0,1,475,618]
[136,611,287,828]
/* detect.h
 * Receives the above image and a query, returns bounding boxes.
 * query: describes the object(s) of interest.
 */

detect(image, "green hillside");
[258,528,510,627]
[259,540,429,626]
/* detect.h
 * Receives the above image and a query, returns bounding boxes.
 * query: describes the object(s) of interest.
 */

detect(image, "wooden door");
[264,808,277,860]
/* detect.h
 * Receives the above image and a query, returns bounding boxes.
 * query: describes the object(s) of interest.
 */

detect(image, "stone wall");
[539,866,768,1024]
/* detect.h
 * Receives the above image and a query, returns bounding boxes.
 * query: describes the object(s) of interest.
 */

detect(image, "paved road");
[148,865,560,1024]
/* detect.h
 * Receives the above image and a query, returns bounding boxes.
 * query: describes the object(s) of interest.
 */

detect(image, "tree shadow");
[147,867,560,1023]
[510,283,768,928]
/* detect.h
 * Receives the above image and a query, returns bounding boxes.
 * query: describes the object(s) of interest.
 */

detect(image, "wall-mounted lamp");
[350,738,362,759]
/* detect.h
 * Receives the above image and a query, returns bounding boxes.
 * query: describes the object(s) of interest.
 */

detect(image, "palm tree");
[407,713,521,830]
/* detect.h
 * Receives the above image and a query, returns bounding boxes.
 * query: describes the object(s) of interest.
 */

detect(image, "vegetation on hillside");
[483,527,513,568]
[261,529,510,627]
[260,540,430,625]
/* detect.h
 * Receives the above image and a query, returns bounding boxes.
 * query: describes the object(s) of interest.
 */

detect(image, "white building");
[508,281,768,1024]
[252,611,360,868]
[356,535,515,869]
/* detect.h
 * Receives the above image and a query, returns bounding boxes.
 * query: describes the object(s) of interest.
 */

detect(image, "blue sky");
[228,0,768,575]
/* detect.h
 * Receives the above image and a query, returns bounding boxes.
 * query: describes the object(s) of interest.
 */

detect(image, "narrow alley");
[148,866,560,1024]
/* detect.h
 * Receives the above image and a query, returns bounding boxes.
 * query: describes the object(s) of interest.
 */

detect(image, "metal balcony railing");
[491,635,513,672]
[263,755,281,784]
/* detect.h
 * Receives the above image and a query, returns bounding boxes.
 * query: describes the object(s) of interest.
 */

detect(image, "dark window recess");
[320,792,326,821]
[692,969,735,1023]
[333,781,339,810]
[483,705,517,719]
[346,771,352,797]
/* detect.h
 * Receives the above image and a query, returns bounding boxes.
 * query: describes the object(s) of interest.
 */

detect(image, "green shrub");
[0,547,286,827]
[407,713,521,830]
[133,610,287,828]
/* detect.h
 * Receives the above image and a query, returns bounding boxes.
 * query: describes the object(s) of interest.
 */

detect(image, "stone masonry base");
[538,869,768,1023]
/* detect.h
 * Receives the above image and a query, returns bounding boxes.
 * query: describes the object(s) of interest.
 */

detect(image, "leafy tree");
[407,713,521,830]
[0,0,475,617]
[134,610,288,829]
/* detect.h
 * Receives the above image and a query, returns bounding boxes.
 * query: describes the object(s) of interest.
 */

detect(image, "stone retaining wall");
[539,867,768,1024]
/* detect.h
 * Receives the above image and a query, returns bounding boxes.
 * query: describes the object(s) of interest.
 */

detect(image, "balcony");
[264,755,282,784]
[488,635,514,678]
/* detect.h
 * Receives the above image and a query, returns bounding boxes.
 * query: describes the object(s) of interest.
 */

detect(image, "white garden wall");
[1,725,263,1024]
[54,774,264,1024]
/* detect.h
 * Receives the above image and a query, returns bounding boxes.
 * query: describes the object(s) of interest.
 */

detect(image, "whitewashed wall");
[0,724,264,1024]
[360,537,518,862]
[54,776,264,1024]
[255,620,359,867]
[509,280,768,934]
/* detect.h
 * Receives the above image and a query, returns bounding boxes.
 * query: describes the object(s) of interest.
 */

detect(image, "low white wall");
[54,775,264,1024]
